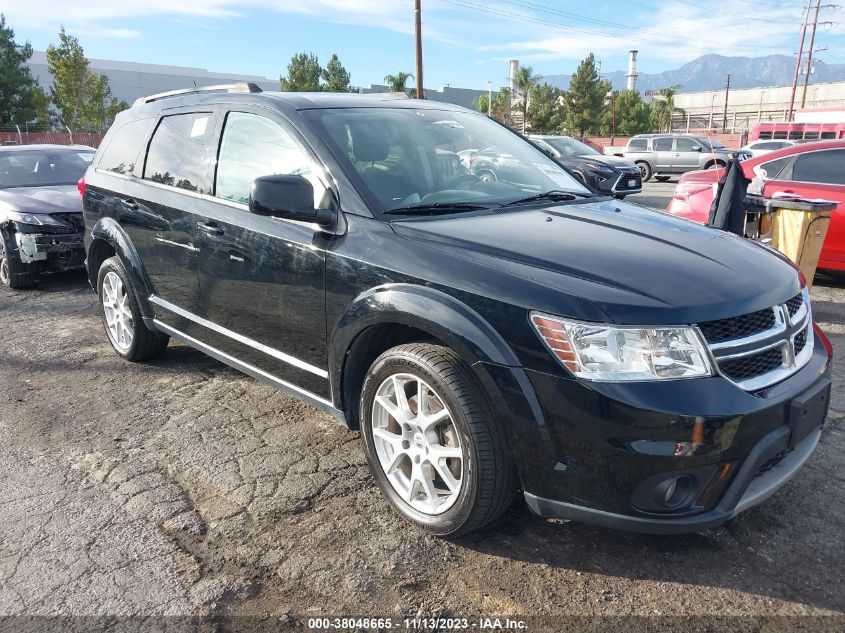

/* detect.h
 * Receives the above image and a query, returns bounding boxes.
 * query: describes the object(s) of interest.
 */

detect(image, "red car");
[666,140,845,272]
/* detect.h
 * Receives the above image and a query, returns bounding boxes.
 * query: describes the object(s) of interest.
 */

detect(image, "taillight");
[813,323,833,358]
[77,176,86,198]
[673,182,711,201]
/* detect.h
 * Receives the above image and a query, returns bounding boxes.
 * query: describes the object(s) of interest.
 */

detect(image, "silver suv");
[621,134,750,182]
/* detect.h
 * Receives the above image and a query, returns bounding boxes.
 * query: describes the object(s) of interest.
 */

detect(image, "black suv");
[82,84,832,536]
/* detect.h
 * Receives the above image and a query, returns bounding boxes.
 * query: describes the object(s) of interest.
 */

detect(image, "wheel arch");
[87,217,155,320]
[330,284,520,429]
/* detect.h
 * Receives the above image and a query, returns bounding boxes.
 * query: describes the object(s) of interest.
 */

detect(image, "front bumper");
[15,231,85,268]
[478,338,831,534]
[609,171,643,196]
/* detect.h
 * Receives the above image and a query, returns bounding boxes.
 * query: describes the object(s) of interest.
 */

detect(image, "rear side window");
[791,150,845,185]
[653,137,673,151]
[97,118,153,175]
[628,138,647,151]
[143,112,212,192]
[215,111,327,207]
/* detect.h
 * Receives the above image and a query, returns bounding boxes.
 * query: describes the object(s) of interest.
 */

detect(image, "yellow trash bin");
[745,195,837,288]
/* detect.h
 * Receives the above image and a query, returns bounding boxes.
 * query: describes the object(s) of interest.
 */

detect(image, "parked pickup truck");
[606,134,751,182]
[82,85,831,536]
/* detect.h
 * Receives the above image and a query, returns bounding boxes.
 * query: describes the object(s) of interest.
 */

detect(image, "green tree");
[649,85,681,133]
[526,82,564,134]
[46,27,127,132]
[603,89,651,136]
[513,65,539,133]
[563,53,611,137]
[321,54,351,92]
[383,71,414,95]
[490,88,513,126]
[0,14,51,127]
[280,52,322,92]
[473,93,490,115]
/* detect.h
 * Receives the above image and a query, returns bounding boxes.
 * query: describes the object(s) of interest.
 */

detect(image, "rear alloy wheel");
[636,161,653,182]
[360,343,515,536]
[97,256,169,361]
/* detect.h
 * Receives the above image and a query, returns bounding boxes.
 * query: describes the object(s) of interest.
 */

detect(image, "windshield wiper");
[383,202,494,216]
[499,189,596,207]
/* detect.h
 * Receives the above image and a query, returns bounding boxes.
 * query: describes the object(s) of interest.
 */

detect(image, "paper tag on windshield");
[77,153,94,162]
[532,162,580,188]
[190,116,208,138]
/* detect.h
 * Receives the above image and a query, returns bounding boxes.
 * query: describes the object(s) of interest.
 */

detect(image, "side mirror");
[691,145,702,152]
[249,175,333,226]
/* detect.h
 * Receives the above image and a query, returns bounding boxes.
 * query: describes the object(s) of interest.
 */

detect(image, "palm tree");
[513,66,539,133]
[384,72,415,95]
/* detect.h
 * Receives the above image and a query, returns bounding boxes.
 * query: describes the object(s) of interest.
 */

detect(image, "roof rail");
[133,82,263,107]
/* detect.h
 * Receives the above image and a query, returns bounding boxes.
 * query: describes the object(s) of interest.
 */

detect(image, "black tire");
[636,161,653,182]
[655,176,671,182]
[97,256,168,361]
[0,231,37,289]
[704,161,725,170]
[360,343,515,536]
[613,194,627,200]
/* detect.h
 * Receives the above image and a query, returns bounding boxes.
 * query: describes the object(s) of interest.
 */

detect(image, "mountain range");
[540,53,845,93]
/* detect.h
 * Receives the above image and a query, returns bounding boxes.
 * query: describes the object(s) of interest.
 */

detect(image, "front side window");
[306,108,588,213]
[97,118,153,175]
[143,112,212,192]
[791,150,845,185]
[0,149,94,188]
[676,138,701,152]
[215,111,328,207]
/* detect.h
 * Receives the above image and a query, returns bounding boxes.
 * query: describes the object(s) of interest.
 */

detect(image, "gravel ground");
[0,267,843,633]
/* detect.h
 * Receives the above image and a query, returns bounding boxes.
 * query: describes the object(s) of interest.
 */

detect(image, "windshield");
[0,149,94,189]
[305,108,589,214]
[544,137,600,157]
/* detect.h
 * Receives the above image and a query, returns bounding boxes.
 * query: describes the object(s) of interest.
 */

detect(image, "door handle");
[197,221,224,236]
[121,198,139,210]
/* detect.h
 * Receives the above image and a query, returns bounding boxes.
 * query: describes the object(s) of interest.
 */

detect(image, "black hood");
[0,185,82,216]
[571,154,637,170]
[391,199,800,325]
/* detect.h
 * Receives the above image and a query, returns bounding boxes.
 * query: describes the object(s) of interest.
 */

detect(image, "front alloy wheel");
[360,343,515,536]
[371,373,464,515]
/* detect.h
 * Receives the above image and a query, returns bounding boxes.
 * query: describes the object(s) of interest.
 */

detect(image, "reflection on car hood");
[391,199,799,324]
[0,185,82,216]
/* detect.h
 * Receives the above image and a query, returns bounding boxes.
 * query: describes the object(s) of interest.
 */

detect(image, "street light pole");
[414,0,424,99]
[487,80,492,117]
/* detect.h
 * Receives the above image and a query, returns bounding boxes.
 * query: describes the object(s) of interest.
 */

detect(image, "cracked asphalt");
[0,270,843,632]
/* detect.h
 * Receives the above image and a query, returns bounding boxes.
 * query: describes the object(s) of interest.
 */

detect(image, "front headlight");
[530,313,714,381]
[585,162,615,174]
[5,211,65,226]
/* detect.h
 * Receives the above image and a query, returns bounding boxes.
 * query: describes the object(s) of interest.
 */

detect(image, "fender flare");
[329,284,522,415]
[88,217,156,320]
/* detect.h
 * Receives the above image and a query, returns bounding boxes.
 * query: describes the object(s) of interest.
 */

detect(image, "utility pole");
[414,0,424,99]
[788,3,809,121]
[801,0,821,108]
[722,74,731,133]
[487,80,492,117]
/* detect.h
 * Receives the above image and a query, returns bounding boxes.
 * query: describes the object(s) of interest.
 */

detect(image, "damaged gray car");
[0,144,94,288]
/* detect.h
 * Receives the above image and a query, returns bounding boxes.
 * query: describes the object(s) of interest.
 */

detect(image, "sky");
[6,0,845,90]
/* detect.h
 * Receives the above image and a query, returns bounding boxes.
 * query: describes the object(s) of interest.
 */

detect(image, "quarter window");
[628,138,647,151]
[653,137,673,151]
[143,112,212,192]
[791,150,845,185]
[98,118,154,175]
[215,111,327,206]
[759,157,790,179]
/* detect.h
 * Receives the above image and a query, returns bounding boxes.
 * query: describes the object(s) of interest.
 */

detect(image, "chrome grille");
[697,289,813,391]
[698,307,775,344]
[720,347,784,381]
